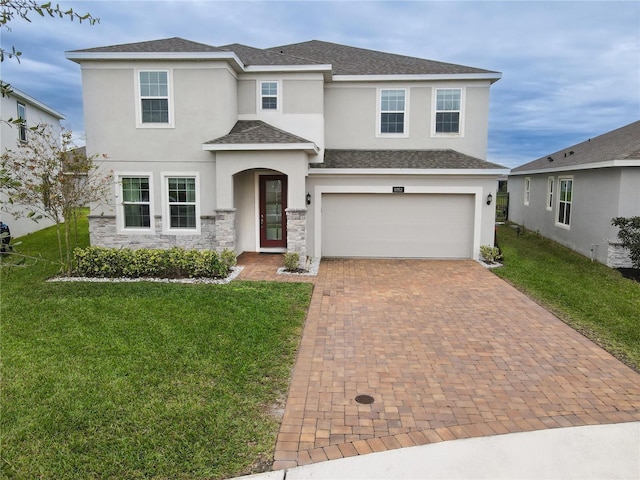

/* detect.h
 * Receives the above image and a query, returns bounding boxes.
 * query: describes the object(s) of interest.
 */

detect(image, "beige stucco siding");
[283,80,324,114]
[324,82,491,159]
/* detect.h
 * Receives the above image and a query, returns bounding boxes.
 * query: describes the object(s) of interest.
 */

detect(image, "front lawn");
[494,224,640,372]
[0,219,313,479]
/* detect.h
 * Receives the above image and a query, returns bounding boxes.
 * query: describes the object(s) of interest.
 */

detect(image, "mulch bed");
[617,268,640,283]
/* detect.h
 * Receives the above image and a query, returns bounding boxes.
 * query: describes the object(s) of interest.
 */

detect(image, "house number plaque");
[392,186,405,193]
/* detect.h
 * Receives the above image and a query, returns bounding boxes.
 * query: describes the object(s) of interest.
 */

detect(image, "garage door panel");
[322,193,474,258]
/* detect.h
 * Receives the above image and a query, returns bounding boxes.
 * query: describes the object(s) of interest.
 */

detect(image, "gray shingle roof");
[311,150,506,169]
[204,121,315,145]
[511,120,640,173]
[67,38,498,77]
[68,37,225,53]
[267,40,498,76]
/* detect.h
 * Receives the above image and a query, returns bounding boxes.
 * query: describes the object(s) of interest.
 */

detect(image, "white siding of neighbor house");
[509,168,639,265]
[323,81,491,159]
[0,90,62,238]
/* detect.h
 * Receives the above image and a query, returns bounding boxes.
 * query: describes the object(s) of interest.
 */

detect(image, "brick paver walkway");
[236,255,640,470]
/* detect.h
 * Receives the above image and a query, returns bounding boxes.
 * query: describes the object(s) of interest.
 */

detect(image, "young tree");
[612,216,640,270]
[1,124,111,272]
[1,0,99,96]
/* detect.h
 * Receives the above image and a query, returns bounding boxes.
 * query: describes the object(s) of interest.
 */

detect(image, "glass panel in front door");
[265,179,283,241]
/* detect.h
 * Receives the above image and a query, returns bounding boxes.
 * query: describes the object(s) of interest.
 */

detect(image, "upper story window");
[379,88,407,135]
[434,88,462,134]
[557,177,573,228]
[546,177,554,211]
[137,70,173,127]
[17,101,27,143]
[524,177,531,206]
[261,81,279,110]
[121,176,152,230]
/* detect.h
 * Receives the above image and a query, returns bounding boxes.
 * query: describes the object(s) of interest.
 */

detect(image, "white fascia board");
[203,142,319,154]
[244,64,332,73]
[508,160,640,176]
[8,87,65,119]
[332,72,502,83]
[65,51,245,70]
[308,168,510,176]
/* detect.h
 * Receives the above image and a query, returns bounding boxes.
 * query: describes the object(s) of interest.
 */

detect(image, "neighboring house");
[0,87,64,238]
[508,120,640,268]
[65,37,507,262]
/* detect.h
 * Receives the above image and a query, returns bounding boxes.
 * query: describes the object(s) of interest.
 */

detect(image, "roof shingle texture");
[313,150,506,169]
[204,121,314,145]
[512,120,640,172]
[69,37,497,76]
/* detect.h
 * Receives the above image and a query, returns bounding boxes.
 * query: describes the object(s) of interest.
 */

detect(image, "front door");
[259,175,287,248]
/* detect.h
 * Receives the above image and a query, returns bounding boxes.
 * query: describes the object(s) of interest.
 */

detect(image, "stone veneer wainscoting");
[607,241,633,268]
[286,208,307,268]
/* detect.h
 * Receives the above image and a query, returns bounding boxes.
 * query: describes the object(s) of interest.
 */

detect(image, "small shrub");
[219,249,237,269]
[283,252,300,271]
[612,216,640,269]
[73,246,231,279]
[480,245,502,263]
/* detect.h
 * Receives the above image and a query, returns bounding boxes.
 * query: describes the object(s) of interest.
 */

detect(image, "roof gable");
[511,120,640,173]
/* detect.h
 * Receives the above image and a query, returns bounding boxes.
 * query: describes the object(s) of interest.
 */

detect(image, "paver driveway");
[237,256,640,470]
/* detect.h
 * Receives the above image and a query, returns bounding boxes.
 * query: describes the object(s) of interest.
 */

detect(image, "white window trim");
[376,87,409,138]
[555,176,573,230]
[161,172,200,235]
[431,87,465,137]
[17,101,27,143]
[546,176,554,211]
[115,172,155,234]
[524,177,531,206]
[135,69,175,128]
[258,80,281,112]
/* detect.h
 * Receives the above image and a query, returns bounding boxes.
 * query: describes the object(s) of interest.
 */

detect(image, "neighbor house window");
[557,177,573,227]
[139,70,170,124]
[524,177,531,206]
[434,88,461,134]
[260,81,279,110]
[166,176,198,230]
[17,101,27,143]
[121,176,152,229]
[379,89,406,134]
[546,177,554,211]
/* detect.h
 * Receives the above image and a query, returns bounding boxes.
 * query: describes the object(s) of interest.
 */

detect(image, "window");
[121,177,151,229]
[524,177,531,206]
[557,177,573,227]
[17,102,27,143]
[260,81,278,110]
[546,177,554,211]
[167,176,197,230]
[435,88,461,134]
[379,89,406,134]
[139,71,170,124]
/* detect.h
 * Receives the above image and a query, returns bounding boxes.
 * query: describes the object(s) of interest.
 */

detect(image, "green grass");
[494,224,640,372]
[1,217,313,479]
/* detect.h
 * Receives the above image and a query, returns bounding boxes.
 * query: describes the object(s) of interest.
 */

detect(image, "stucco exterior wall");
[81,61,238,162]
[508,168,637,265]
[323,81,491,159]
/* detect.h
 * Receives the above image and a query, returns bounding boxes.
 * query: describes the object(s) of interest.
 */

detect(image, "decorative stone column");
[607,241,633,268]
[286,208,307,267]
[215,208,236,253]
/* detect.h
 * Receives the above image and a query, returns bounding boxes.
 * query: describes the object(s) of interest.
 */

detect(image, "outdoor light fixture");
[306,193,311,205]
[486,193,493,205]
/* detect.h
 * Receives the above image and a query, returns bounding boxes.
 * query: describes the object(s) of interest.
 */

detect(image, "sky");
[1,0,638,169]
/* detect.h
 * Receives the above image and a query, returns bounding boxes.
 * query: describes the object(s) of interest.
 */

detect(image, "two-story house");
[65,37,506,262]
[0,87,64,237]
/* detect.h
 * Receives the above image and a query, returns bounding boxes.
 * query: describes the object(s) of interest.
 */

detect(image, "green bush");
[73,246,235,279]
[480,245,502,263]
[612,216,640,269]
[283,252,300,271]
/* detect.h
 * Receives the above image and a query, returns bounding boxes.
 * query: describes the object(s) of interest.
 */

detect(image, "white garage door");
[322,193,475,258]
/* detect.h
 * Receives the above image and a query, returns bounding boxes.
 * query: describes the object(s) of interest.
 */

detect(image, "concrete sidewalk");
[239,422,640,479]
